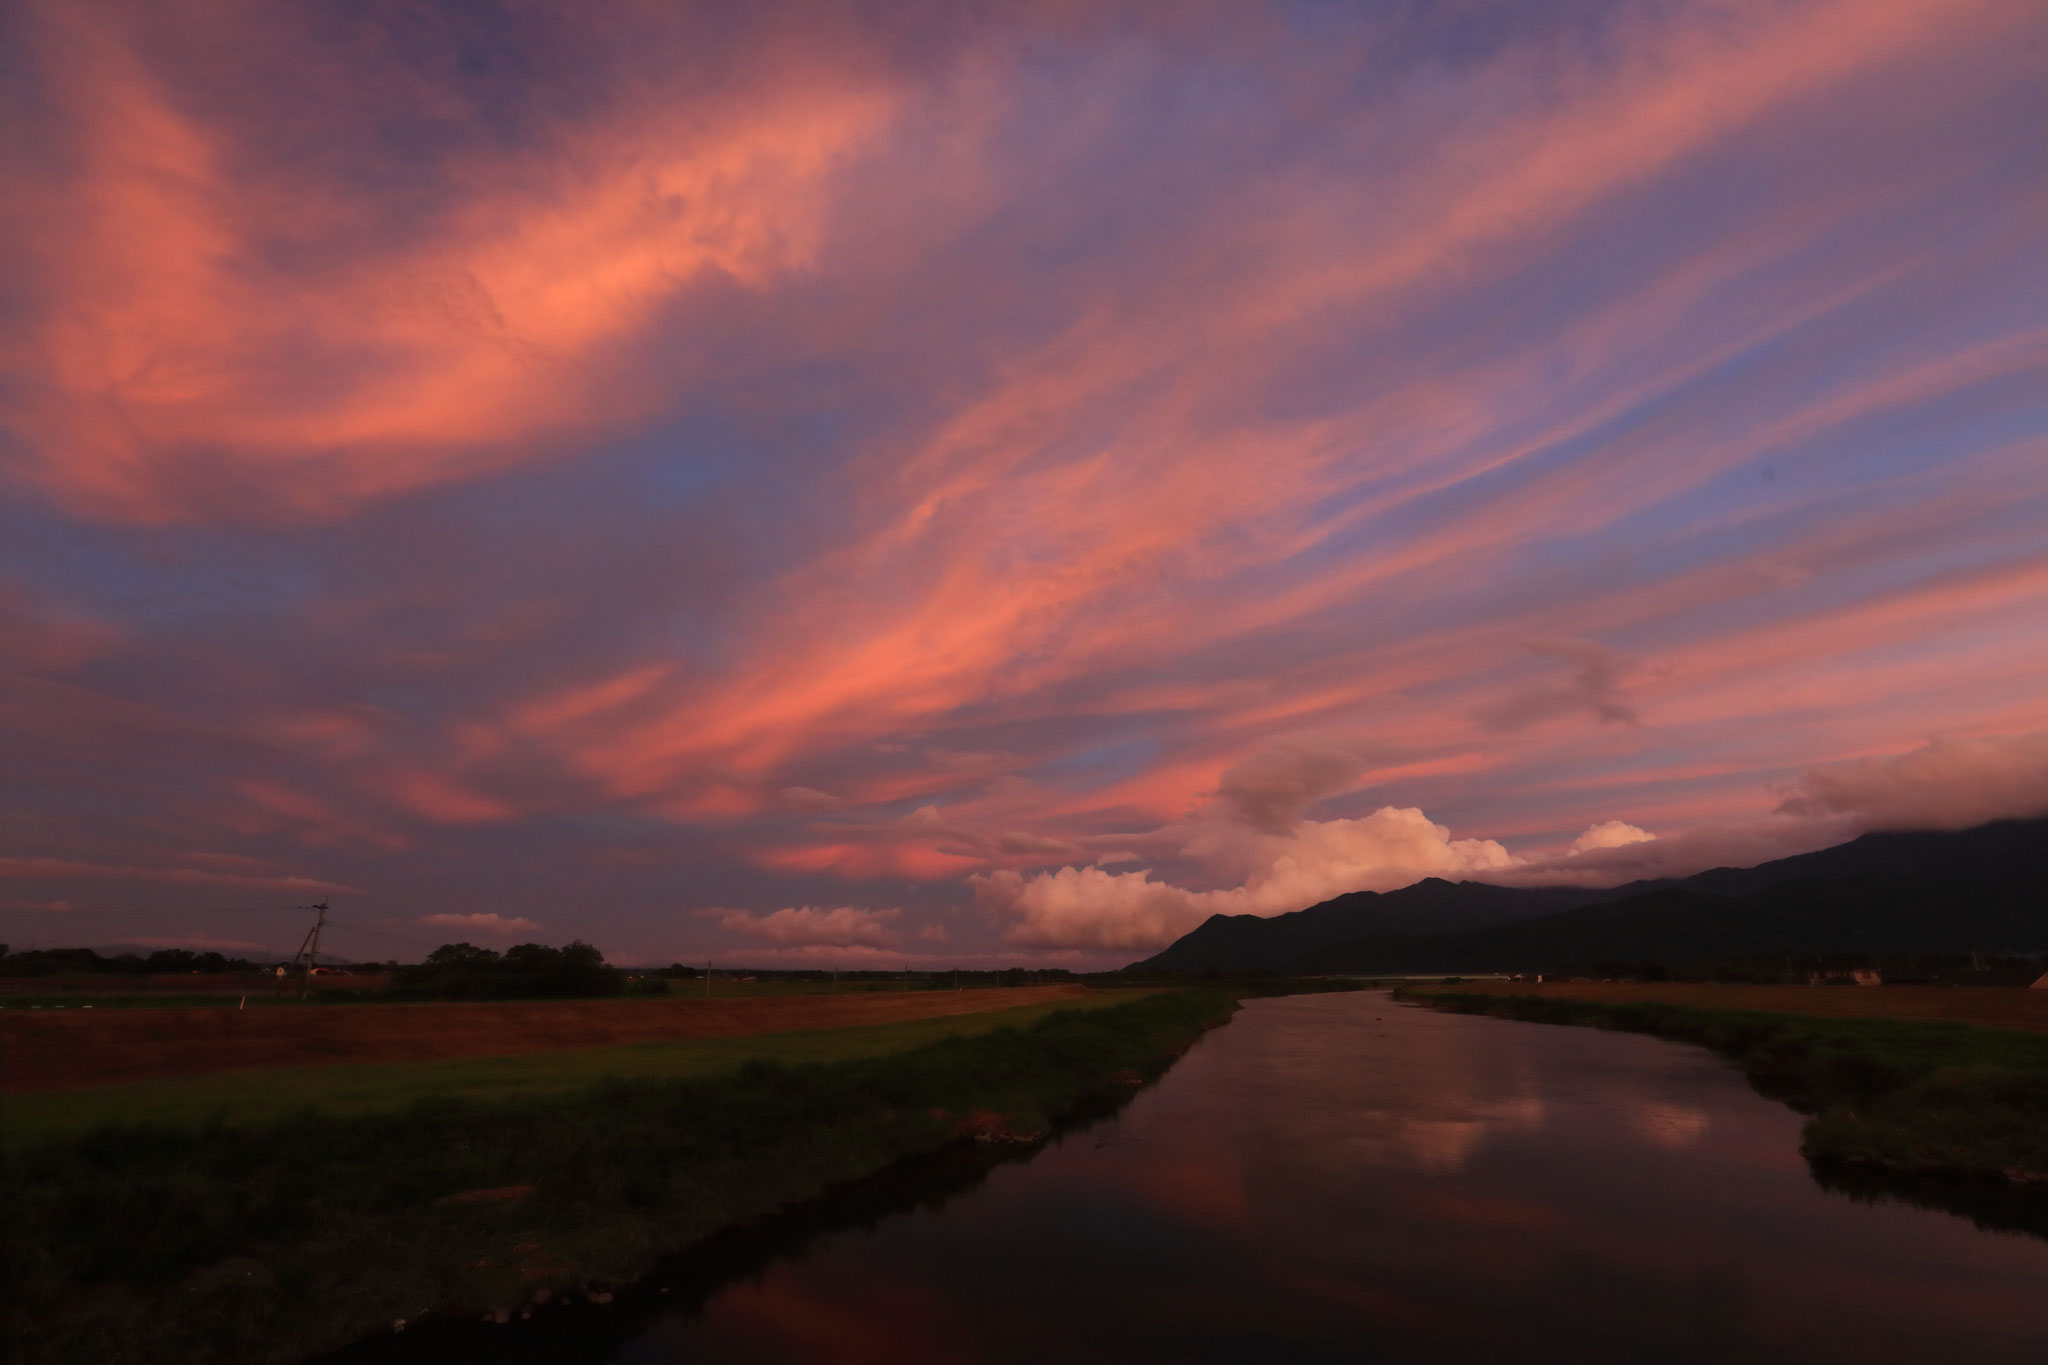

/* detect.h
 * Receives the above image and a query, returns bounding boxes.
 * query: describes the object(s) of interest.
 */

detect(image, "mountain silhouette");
[1131,817,2048,973]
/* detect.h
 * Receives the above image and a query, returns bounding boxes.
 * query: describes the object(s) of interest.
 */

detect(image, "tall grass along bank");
[4,989,1239,1365]
[1402,989,2048,1231]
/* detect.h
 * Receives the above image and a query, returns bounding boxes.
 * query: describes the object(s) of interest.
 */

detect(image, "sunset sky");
[3,0,2045,968]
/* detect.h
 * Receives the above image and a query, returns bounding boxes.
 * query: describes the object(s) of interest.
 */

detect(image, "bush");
[389,941,624,1000]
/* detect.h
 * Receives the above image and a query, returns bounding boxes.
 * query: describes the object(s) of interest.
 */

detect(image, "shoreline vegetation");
[4,987,1271,1365]
[1400,987,2048,1236]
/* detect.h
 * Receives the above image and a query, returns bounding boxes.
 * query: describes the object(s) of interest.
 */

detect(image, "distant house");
[1852,968,1882,987]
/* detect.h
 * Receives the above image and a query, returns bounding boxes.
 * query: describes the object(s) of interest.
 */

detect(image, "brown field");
[1406,981,2048,1031]
[0,984,1091,1092]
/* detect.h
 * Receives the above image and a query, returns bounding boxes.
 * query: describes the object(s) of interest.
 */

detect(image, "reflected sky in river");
[616,993,2048,1364]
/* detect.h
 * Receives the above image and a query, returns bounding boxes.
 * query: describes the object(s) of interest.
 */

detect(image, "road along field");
[0,984,1091,1092]
[1403,981,2048,1031]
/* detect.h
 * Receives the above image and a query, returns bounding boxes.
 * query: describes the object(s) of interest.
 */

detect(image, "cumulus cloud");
[1775,732,2048,831]
[714,905,902,947]
[418,912,541,934]
[1568,820,1656,855]
[976,806,1517,950]
[1497,818,1843,887]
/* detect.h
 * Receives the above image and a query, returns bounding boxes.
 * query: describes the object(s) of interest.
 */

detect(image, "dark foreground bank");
[1403,989,2048,1233]
[3,989,1243,1365]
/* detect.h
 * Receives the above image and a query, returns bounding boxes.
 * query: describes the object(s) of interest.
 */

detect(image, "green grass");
[1405,990,2048,1185]
[2,991,1154,1147]
[2,989,1242,1365]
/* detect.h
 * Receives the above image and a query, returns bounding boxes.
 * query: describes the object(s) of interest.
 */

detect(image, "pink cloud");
[713,905,902,948]
[417,913,541,935]
[3,2,900,523]
[0,0,2038,966]
[1775,732,2048,832]
[0,855,352,893]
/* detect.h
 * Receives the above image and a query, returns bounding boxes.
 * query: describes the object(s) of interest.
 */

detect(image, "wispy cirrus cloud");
[0,0,2041,964]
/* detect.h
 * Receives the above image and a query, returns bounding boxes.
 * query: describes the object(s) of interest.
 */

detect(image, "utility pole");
[286,900,329,1000]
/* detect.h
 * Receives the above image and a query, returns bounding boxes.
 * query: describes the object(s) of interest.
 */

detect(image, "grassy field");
[1403,988,2048,1223]
[3,988,1244,1365]
[2,990,1152,1146]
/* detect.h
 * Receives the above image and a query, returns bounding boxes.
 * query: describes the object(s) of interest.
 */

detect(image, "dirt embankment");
[1405,981,2048,1032]
[0,985,1092,1092]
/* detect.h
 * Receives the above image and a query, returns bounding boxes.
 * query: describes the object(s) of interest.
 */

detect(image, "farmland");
[0,983,1094,1092]
[2,988,1141,1146]
[4,988,1244,1365]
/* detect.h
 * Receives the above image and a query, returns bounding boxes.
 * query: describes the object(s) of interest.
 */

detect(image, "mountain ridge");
[1130,817,2048,973]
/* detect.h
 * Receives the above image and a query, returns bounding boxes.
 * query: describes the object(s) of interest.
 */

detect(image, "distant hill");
[1131,817,2048,973]
[1136,878,1651,972]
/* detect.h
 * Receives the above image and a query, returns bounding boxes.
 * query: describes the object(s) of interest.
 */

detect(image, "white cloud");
[715,904,901,947]
[976,806,1517,950]
[1495,817,1846,887]
[1568,820,1655,855]
[418,912,541,934]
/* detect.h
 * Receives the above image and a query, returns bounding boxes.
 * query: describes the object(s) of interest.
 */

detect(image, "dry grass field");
[0,984,1091,1092]
[1407,981,2048,1031]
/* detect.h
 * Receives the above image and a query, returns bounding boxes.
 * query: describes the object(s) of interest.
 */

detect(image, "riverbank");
[1390,979,2048,1031]
[3,989,1240,1365]
[1400,988,2048,1226]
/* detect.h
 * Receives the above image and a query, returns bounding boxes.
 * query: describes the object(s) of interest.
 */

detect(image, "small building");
[1852,968,1882,987]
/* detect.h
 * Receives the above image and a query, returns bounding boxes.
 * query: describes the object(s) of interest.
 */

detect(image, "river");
[344,990,2048,1362]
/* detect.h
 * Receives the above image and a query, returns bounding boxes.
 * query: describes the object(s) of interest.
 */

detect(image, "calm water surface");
[351,992,2048,1362]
